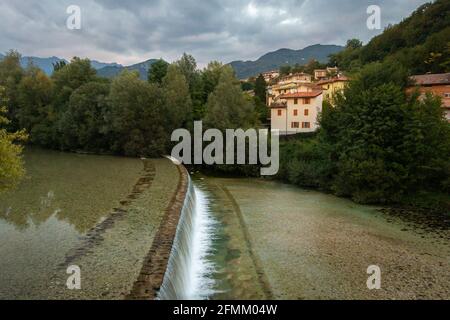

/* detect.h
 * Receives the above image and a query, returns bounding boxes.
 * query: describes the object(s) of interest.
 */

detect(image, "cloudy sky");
[0,0,429,67]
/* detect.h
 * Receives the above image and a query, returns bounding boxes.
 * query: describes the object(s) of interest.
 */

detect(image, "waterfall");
[158,177,216,300]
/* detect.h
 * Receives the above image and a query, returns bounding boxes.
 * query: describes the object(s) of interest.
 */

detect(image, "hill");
[330,0,450,74]
[229,44,344,79]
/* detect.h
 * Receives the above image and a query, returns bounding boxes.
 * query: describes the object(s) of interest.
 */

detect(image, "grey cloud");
[0,0,430,66]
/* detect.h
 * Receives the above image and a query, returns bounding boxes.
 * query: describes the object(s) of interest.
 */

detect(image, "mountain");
[90,60,122,70]
[20,56,67,75]
[96,59,159,80]
[0,54,123,75]
[229,44,344,79]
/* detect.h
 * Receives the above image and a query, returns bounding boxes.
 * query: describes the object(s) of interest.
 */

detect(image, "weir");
[158,177,216,300]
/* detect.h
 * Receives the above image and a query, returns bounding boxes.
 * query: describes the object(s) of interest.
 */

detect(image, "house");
[408,73,450,122]
[314,69,327,81]
[317,75,350,104]
[269,87,323,135]
[262,70,280,83]
[267,73,313,105]
[314,67,340,81]
[278,72,312,85]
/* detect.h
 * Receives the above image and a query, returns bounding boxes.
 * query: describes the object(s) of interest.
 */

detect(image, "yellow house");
[317,76,350,104]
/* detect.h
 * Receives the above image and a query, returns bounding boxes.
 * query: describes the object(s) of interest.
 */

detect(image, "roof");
[410,73,450,86]
[278,90,323,99]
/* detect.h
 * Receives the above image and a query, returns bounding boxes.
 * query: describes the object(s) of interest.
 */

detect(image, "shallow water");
[195,176,450,300]
[0,148,142,299]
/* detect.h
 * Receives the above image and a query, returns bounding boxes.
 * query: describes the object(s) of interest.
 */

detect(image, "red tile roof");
[278,90,323,99]
[410,73,450,86]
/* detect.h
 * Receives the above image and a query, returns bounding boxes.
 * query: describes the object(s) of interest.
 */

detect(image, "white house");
[270,89,323,135]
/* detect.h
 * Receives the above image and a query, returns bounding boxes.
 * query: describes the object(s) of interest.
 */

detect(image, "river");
[0,149,449,299]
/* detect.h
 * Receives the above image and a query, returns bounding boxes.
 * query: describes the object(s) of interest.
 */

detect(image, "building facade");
[317,76,350,104]
[270,89,323,135]
[408,73,450,122]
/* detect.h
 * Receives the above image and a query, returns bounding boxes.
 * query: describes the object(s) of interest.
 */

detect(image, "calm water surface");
[0,148,142,299]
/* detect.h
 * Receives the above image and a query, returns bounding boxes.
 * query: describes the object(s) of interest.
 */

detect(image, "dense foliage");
[0,51,260,159]
[278,61,450,204]
[329,0,450,74]
[0,86,28,191]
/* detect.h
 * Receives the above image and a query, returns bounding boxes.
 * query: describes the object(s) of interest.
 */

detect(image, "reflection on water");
[0,148,142,233]
[0,148,142,299]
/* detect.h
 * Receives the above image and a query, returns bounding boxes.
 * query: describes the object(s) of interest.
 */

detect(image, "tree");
[175,53,204,120]
[52,57,97,112]
[202,61,226,101]
[17,66,53,140]
[59,81,111,151]
[109,71,167,157]
[161,65,193,130]
[204,68,258,130]
[0,50,24,129]
[320,61,450,203]
[254,74,267,103]
[0,86,28,192]
[52,60,67,73]
[148,59,169,85]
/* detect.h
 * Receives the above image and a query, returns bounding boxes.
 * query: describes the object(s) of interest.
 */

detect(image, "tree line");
[277,59,450,205]
[0,51,263,161]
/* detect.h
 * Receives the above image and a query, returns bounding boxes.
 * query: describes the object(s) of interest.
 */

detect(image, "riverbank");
[200,176,450,300]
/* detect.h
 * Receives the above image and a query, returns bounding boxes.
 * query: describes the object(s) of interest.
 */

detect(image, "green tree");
[175,53,205,120]
[148,59,169,85]
[161,65,193,130]
[17,66,53,141]
[59,81,111,151]
[204,68,258,130]
[52,57,97,112]
[321,61,450,203]
[0,86,28,192]
[52,60,67,73]
[109,71,167,157]
[0,50,24,129]
[254,74,267,103]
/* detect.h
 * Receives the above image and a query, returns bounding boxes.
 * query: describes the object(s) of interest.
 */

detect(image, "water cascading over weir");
[128,157,216,300]
[158,178,216,300]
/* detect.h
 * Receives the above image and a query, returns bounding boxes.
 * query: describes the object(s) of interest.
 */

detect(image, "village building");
[262,70,280,83]
[269,84,323,135]
[314,67,340,81]
[317,75,350,104]
[408,73,450,122]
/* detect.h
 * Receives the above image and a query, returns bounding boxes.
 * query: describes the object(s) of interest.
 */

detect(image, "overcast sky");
[0,0,430,67]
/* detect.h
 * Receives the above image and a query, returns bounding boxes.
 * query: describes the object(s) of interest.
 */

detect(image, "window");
[291,122,300,128]
[293,109,298,116]
[304,98,311,105]
[294,98,298,105]
[304,109,309,116]
[277,110,282,116]
[445,93,450,98]
[302,122,311,129]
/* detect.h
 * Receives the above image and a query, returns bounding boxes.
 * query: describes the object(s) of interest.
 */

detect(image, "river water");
[1,149,449,299]
[168,175,449,300]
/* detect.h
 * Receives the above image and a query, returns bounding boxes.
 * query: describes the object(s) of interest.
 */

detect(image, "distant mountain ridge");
[0,54,123,76]
[229,44,344,79]
[1,43,344,80]
[96,59,159,80]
